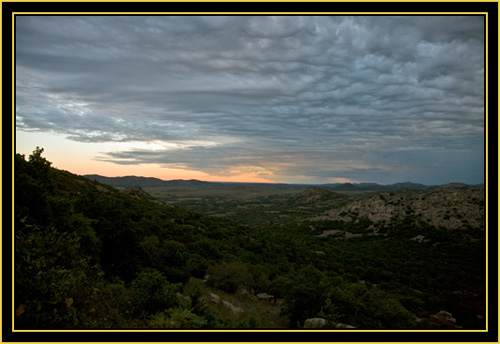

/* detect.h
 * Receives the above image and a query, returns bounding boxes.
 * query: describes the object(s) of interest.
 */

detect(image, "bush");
[278,266,328,327]
[322,282,417,329]
[186,254,209,279]
[15,223,105,329]
[130,268,181,315]
[206,261,252,293]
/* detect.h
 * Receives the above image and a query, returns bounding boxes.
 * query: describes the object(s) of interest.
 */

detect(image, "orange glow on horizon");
[17,132,280,184]
[50,158,279,184]
[197,173,278,184]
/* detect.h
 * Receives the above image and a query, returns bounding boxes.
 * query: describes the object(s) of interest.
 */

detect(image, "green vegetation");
[14,148,486,329]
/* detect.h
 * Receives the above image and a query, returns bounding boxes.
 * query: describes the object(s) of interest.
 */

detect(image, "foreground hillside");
[15,148,486,329]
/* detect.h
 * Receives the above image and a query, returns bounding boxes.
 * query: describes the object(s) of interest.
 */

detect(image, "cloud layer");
[16,16,485,184]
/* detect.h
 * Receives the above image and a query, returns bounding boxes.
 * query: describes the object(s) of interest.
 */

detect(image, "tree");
[28,146,51,167]
[15,148,54,225]
[206,261,252,293]
[130,268,180,315]
[279,265,328,327]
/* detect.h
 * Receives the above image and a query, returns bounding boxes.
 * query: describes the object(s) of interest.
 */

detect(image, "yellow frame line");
[9,11,490,335]
[11,11,490,14]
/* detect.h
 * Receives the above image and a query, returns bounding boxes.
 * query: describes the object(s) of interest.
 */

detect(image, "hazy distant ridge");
[84,174,212,188]
[322,182,426,192]
[84,174,481,192]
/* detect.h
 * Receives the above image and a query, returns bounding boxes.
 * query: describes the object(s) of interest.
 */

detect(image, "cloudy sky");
[15,15,485,185]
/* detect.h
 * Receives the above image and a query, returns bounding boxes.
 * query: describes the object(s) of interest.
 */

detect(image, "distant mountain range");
[84,174,214,188]
[322,182,427,192]
[84,174,483,192]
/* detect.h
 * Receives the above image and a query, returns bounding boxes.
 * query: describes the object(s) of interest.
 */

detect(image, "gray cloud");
[16,15,485,184]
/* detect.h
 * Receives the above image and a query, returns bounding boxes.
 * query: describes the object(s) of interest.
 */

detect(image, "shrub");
[130,268,181,315]
[186,254,209,279]
[206,261,252,293]
[278,266,328,327]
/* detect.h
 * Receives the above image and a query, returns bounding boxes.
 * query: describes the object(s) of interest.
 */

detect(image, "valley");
[14,150,487,330]
[83,174,487,329]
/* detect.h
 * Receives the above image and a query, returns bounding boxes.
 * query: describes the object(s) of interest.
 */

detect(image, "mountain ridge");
[84,174,482,192]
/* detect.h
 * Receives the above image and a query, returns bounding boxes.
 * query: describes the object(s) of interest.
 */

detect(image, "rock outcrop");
[208,292,244,314]
[176,292,191,303]
[256,292,275,303]
[222,300,244,314]
[210,293,221,304]
[304,318,327,328]
[335,323,356,328]
[315,188,485,231]
[430,310,458,327]
[123,185,153,199]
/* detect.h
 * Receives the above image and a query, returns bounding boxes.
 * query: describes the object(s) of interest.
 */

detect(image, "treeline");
[14,148,486,329]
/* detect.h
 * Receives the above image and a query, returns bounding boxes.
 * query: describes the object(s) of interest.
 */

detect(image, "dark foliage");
[14,148,486,329]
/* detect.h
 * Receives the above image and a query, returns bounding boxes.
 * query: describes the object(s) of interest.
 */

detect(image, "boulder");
[176,292,191,303]
[256,292,275,303]
[334,323,355,328]
[304,318,327,328]
[210,293,221,304]
[430,310,457,327]
[437,310,452,319]
[222,300,244,314]
[444,317,457,327]
[430,315,442,323]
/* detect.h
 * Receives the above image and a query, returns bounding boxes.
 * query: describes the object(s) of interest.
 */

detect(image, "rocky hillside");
[291,187,347,204]
[123,185,154,199]
[314,187,485,230]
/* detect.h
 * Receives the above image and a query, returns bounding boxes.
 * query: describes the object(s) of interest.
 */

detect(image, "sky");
[15,15,485,185]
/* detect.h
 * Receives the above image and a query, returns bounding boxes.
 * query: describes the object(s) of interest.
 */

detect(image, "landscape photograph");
[13,14,489,333]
